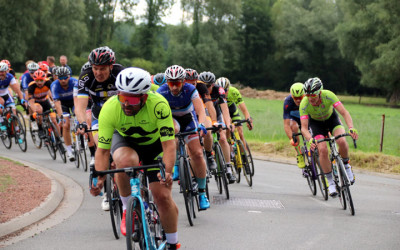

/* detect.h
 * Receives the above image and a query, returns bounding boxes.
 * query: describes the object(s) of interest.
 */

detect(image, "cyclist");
[76,46,124,211]
[283,82,306,169]
[300,77,358,197]
[1,60,16,78]
[215,76,253,149]
[46,56,56,73]
[157,65,211,210]
[21,62,39,98]
[0,62,26,132]
[90,67,180,249]
[199,71,236,183]
[185,68,217,171]
[153,72,166,86]
[51,66,78,161]
[28,70,59,138]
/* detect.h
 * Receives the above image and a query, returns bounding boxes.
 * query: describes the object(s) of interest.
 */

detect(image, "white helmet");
[165,65,186,80]
[0,62,8,72]
[27,62,39,72]
[116,67,151,94]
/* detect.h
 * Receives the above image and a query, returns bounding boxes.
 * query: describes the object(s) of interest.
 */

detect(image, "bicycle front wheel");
[313,152,328,200]
[107,174,122,239]
[1,123,12,149]
[13,115,27,152]
[244,141,255,177]
[29,119,42,149]
[215,143,229,199]
[238,140,252,187]
[16,109,26,132]
[51,122,66,163]
[126,197,145,250]
[338,161,355,215]
[179,156,195,226]
[79,136,88,172]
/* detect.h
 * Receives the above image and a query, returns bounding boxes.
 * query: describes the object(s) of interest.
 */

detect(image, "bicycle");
[206,125,230,200]
[70,115,89,171]
[0,106,27,152]
[90,157,167,250]
[292,132,328,200]
[316,133,357,215]
[230,119,254,187]
[175,128,209,226]
[37,110,67,163]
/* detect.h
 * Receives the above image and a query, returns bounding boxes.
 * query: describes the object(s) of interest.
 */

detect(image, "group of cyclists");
[0,45,358,249]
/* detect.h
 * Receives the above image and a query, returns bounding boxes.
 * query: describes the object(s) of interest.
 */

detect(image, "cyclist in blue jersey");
[51,66,78,161]
[21,62,39,98]
[0,62,26,131]
[157,65,211,210]
[283,82,306,170]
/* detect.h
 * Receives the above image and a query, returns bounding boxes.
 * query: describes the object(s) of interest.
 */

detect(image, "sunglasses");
[167,80,183,88]
[118,93,145,106]
[59,76,69,80]
[306,94,318,97]
[292,96,303,101]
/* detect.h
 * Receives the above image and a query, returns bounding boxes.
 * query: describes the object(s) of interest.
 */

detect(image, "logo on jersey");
[98,136,111,145]
[218,87,225,95]
[154,102,170,119]
[78,75,89,88]
[160,126,174,137]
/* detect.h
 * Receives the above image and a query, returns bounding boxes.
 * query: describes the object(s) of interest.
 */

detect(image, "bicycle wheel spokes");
[126,197,145,250]
[16,109,27,132]
[1,123,12,149]
[29,119,42,149]
[215,143,229,199]
[107,175,122,239]
[313,152,328,200]
[180,156,195,226]
[14,116,27,152]
[51,122,66,163]
[238,140,252,187]
[45,126,57,160]
[245,141,255,177]
[73,142,80,168]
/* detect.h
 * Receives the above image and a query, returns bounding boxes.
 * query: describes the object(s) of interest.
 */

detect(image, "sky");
[115,0,191,25]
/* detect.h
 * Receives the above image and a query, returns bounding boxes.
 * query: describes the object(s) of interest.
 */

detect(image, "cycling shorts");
[1,93,15,108]
[110,131,163,183]
[35,99,53,113]
[309,110,344,138]
[174,113,199,144]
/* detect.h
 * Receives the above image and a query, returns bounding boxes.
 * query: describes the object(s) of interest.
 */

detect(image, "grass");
[242,97,400,174]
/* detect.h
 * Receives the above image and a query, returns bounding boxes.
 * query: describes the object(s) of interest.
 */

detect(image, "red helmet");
[33,70,46,81]
[1,60,11,69]
[38,62,49,72]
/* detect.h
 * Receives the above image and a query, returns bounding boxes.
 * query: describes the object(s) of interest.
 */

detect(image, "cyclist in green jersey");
[90,67,179,249]
[300,77,358,197]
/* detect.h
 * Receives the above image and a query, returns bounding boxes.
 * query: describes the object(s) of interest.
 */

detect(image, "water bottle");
[131,178,140,196]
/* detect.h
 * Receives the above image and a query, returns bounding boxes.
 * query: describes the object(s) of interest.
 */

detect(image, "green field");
[243,97,400,157]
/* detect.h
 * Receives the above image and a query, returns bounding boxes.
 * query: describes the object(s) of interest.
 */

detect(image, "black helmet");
[81,61,92,72]
[58,66,71,77]
[153,73,166,86]
[88,46,115,66]
[304,77,323,95]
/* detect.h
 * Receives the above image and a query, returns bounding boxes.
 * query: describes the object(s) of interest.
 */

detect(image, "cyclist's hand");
[349,128,358,140]
[158,172,173,188]
[90,176,104,196]
[229,123,235,133]
[198,123,207,137]
[76,122,87,135]
[308,138,316,151]
[247,117,253,130]
[290,138,299,147]
[21,99,26,105]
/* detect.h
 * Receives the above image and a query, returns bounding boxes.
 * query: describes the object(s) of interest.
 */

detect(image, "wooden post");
[380,114,385,152]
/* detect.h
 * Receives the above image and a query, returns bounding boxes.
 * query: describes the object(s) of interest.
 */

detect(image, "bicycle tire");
[107,174,122,239]
[245,141,255,177]
[215,143,229,199]
[238,140,252,187]
[16,109,27,133]
[51,122,66,163]
[73,141,80,168]
[1,119,12,149]
[179,156,195,226]
[338,160,355,215]
[77,135,88,172]
[126,197,145,250]
[213,143,223,194]
[233,144,241,183]
[334,161,346,210]
[13,115,27,152]
[312,152,328,200]
[29,119,42,149]
[44,122,57,160]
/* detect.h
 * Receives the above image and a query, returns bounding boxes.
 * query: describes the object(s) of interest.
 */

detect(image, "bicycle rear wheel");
[29,119,42,149]
[245,141,255,177]
[14,115,27,152]
[238,140,252,187]
[107,174,122,239]
[232,144,241,183]
[179,156,195,226]
[215,143,229,199]
[51,122,66,163]
[1,122,12,149]
[338,161,355,215]
[335,163,346,210]
[126,197,145,250]
[77,135,88,171]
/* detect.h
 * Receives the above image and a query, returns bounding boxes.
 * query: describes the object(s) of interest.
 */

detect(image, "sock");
[165,232,178,245]
[120,196,130,211]
[89,146,96,157]
[66,145,72,154]
[325,172,334,186]
[196,177,206,190]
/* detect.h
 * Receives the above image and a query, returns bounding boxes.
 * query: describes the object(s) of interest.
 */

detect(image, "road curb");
[0,159,64,238]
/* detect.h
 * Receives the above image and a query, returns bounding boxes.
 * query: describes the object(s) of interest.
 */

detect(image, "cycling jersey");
[0,73,17,96]
[193,81,210,102]
[208,84,227,123]
[226,86,244,107]
[283,95,300,125]
[300,90,341,121]
[97,92,174,150]
[21,72,34,91]
[51,78,77,102]
[77,64,125,118]
[28,80,52,102]
[150,83,159,91]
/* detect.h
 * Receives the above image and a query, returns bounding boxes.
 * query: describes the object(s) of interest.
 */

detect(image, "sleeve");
[21,74,29,90]
[299,99,309,120]
[77,72,90,97]
[283,96,291,119]
[27,83,35,97]
[232,88,244,105]
[216,86,227,104]
[51,82,60,100]
[326,90,342,108]
[190,89,200,101]
[97,101,116,150]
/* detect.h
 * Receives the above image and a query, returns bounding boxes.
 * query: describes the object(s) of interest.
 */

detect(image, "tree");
[336,0,400,103]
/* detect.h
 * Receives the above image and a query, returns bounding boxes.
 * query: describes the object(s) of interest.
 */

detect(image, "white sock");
[326,172,335,186]
[226,166,232,174]
[66,145,72,154]
[165,232,178,244]
[120,196,130,211]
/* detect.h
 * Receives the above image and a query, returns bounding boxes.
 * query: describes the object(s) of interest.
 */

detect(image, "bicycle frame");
[90,158,167,250]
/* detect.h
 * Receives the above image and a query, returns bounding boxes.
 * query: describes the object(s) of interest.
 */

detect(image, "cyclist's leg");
[332,122,354,183]
[290,119,305,168]
[203,116,217,170]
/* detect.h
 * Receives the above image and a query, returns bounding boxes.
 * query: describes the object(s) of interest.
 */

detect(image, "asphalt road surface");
[1,137,400,250]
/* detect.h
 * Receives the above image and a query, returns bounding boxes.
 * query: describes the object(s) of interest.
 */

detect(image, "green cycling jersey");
[227,86,244,107]
[299,90,342,121]
[97,91,175,150]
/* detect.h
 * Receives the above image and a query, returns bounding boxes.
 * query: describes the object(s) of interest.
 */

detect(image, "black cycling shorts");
[309,110,344,138]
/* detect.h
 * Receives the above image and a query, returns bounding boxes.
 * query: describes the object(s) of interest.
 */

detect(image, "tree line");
[1,0,398,103]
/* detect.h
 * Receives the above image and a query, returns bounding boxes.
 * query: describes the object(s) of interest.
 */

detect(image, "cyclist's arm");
[94,148,110,181]
[335,104,354,130]
[238,102,253,129]
[9,81,24,101]
[220,102,232,129]
[161,139,176,175]
[193,97,206,124]
[204,95,217,122]
[54,100,63,118]
[284,119,293,139]
[300,117,312,141]
[75,97,89,124]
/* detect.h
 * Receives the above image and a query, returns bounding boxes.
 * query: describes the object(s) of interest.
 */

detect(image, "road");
[1,138,400,250]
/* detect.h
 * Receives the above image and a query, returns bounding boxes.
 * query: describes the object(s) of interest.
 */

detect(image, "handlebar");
[232,118,252,128]
[316,133,357,149]
[292,132,304,144]
[205,124,229,133]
